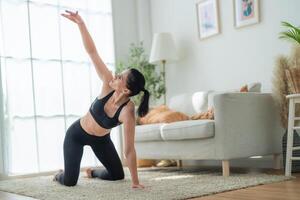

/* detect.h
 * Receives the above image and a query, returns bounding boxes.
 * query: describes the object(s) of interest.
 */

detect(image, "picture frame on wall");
[234,0,260,28]
[196,0,220,40]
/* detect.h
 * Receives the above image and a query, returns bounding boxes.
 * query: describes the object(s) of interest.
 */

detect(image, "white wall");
[111,0,139,61]
[112,0,153,60]
[0,62,4,174]
[150,0,300,99]
[148,0,300,168]
[136,0,153,54]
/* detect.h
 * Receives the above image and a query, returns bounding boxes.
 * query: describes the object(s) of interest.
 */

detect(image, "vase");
[282,129,300,172]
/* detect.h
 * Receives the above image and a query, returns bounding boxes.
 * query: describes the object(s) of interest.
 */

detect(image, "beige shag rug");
[0,167,293,200]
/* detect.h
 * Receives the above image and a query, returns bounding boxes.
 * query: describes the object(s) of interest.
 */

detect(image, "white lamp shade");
[149,32,178,64]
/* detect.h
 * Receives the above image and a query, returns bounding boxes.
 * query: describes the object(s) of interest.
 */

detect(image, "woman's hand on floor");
[132,183,145,189]
[61,10,84,25]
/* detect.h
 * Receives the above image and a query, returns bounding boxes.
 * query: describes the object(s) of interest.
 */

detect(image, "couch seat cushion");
[160,120,215,141]
[135,123,165,142]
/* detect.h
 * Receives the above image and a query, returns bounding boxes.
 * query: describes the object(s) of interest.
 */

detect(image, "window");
[0,0,117,175]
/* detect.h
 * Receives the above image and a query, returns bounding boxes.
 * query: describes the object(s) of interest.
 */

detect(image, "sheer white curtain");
[0,0,119,175]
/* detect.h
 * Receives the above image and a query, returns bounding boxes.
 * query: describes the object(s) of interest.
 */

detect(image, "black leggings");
[57,118,124,186]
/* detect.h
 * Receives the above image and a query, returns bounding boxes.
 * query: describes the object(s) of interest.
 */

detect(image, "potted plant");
[272,21,300,172]
[115,41,165,108]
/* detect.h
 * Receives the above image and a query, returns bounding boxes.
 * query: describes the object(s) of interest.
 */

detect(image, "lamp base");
[162,60,166,105]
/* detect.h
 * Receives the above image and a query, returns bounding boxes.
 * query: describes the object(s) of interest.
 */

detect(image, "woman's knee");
[64,179,78,186]
[63,175,79,186]
[112,170,124,180]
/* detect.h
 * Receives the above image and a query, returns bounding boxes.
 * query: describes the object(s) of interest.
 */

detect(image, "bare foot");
[85,168,93,178]
[53,169,63,182]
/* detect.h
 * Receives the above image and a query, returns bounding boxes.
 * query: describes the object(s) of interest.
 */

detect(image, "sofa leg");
[273,153,281,169]
[222,160,230,177]
[176,160,183,168]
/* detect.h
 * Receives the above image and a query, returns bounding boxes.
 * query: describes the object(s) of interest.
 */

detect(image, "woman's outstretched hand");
[132,183,145,189]
[61,10,84,25]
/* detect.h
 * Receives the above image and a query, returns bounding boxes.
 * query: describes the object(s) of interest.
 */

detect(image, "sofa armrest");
[213,92,284,160]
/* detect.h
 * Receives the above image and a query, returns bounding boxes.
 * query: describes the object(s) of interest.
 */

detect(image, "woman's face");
[109,69,130,94]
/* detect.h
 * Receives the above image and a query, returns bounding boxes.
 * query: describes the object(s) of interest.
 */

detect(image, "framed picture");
[234,0,260,28]
[196,0,220,40]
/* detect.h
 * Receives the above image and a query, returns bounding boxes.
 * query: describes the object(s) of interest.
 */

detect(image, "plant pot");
[282,129,300,172]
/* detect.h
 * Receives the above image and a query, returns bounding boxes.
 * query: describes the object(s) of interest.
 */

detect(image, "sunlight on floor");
[152,174,195,181]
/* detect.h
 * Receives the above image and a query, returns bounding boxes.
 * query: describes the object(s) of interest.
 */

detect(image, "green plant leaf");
[279,21,300,45]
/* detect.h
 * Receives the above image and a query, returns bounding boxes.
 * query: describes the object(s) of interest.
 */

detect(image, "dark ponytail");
[137,89,150,118]
[126,68,150,118]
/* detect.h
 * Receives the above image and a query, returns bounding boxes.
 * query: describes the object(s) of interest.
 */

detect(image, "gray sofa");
[132,92,284,176]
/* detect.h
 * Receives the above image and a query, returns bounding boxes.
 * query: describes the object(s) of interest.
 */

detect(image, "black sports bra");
[89,90,130,129]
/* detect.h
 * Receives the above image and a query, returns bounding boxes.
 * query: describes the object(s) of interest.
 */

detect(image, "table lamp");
[149,32,178,104]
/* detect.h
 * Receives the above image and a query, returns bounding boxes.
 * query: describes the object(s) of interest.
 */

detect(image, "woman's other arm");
[122,103,145,189]
[61,10,113,83]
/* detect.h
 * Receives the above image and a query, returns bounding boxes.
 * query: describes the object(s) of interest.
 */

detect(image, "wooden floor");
[192,174,300,200]
[0,167,299,200]
[190,168,300,200]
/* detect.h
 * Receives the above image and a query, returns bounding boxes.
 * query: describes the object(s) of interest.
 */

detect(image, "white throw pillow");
[192,91,213,113]
[248,82,262,92]
[168,93,195,116]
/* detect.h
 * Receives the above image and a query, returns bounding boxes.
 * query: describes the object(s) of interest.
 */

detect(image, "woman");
[53,10,149,189]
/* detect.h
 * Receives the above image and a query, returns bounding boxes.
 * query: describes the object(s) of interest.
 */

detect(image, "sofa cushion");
[135,123,165,142]
[160,120,215,141]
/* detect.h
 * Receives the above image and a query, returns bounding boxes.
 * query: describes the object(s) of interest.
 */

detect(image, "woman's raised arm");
[61,10,113,83]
